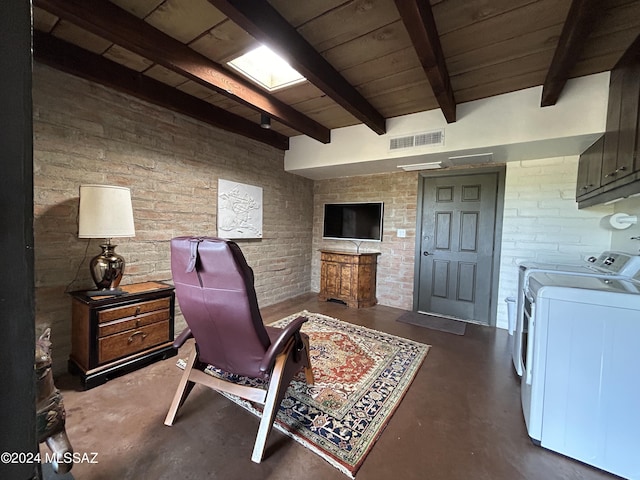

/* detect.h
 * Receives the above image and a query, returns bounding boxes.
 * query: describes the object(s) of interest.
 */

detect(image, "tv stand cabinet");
[318,250,380,308]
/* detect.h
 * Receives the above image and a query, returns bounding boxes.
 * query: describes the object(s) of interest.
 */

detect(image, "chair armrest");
[259,316,308,373]
[173,327,193,349]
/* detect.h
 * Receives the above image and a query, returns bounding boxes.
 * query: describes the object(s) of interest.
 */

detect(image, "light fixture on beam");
[398,161,442,171]
[260,113,271,129]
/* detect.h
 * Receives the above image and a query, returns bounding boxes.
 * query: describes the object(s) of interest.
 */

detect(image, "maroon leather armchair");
[164,237,314,463]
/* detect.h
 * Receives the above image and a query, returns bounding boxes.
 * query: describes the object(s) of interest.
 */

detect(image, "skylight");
[227,45,306,92]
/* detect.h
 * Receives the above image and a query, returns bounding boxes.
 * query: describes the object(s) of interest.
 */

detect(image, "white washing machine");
[520,268,640,479]
[511,251,640,376]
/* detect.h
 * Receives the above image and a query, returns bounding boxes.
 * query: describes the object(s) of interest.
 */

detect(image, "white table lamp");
[78,184,135,296]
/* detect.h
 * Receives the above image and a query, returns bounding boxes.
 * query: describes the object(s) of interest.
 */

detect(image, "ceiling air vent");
[389,135,415,150]
[415,130,443,146]
[389,129,444,151]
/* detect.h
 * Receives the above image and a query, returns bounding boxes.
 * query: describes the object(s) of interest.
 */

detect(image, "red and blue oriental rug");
[177,311,430,477]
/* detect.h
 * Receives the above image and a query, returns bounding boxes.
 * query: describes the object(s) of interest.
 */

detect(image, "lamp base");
[89,243,126,291]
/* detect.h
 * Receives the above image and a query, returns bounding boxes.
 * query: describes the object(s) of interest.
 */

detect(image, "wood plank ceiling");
[32,0,640,150]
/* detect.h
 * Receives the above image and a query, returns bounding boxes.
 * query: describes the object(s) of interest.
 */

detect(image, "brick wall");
[312,172,419,310]
[33,64,313,373]
[32,64,619,373]
[312,158,616,328]
[496,156,613,329]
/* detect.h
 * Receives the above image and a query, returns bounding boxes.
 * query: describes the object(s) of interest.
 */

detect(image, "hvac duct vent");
[390,136,415,150]
[389,129,444,151]
[415,130,443,146]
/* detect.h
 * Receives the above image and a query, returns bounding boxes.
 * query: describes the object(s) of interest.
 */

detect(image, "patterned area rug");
[177,311,430,478]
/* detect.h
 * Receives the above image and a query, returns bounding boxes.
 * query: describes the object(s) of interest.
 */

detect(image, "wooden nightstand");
[68,281,177,389]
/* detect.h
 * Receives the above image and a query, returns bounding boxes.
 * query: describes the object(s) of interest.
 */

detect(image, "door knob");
[423,251,432,256]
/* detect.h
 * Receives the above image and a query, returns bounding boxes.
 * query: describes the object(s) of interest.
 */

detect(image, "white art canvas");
[217,179,263,239]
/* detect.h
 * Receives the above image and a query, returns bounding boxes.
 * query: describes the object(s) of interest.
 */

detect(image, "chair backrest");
[171,237,271,378]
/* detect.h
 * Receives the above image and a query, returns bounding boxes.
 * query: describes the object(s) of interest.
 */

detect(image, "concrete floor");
[47,293,621,480]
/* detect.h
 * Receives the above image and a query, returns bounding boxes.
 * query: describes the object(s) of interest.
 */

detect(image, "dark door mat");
[396,311,467,335]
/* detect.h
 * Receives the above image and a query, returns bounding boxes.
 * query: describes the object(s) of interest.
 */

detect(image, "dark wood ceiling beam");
[32,31,289,150]
[394,0,456,123]
[540,0,600,107]
[34,0,330,144]
[613,31,640,69]
[208,0,387,135]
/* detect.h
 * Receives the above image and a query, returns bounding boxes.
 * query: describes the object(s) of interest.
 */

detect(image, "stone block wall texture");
[313,159,616,329]
[33,64,313,373]
[32,64,619,376]
[496,157,613,329]
[312,172,419,310]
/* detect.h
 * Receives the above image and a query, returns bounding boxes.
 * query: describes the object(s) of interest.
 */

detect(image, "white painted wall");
[496,157,614,329]
[286,73,610,180]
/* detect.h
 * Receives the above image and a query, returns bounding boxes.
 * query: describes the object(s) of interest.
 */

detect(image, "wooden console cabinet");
[69,281,177,389]
[318,250,380,308]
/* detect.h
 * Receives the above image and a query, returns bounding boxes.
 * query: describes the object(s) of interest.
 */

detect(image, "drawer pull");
[135,306,141,316]
[128,331,148,343]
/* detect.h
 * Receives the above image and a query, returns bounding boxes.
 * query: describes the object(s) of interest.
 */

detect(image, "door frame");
[412,166,506,326]
[0,0,37,478]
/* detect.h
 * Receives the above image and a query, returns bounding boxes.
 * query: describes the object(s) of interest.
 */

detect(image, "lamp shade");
[78,184,135,238]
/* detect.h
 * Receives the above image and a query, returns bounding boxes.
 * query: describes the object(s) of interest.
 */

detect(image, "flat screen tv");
[323,202,383,242]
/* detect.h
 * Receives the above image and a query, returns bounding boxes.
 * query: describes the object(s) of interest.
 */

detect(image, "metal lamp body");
[89,244,125,291]
[78,185,135,295]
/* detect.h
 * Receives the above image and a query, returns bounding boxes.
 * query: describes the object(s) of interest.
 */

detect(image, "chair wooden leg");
[251,350,287,463]
[252,336,311,463]
[302,335,314,385]
[166,337,313,462]
[304,365,314,385]
[164,349,197,426]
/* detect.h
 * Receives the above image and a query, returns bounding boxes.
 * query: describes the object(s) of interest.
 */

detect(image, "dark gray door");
[417,173,498,324]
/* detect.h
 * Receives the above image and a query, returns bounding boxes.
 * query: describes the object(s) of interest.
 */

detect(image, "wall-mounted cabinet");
[576,136,604,198]
[577,43,640,209]
[601,68,639,185]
